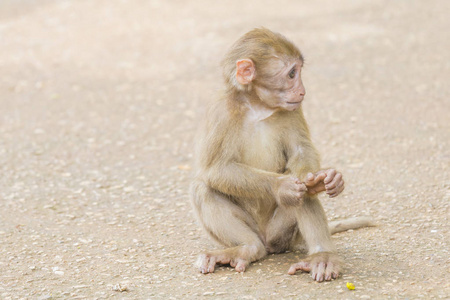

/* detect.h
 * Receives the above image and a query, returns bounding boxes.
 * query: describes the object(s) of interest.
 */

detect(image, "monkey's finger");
[306,172,314,181]
[316,172,327,182]
[308,183,325,195]
[336,181,345,195]
[339,181,345,193]
[315,170,326,177]
[324,169,337,184]
[325,177,344,194]
[308,188,317,195]
[325,172,342,190]
[305,173,326,187]
[288,261,310,275]
[298,183,307,192]
[328,181,345,198]
[326,186,338,196]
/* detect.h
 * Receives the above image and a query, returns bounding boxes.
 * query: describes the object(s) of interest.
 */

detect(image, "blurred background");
[0,0,448,299]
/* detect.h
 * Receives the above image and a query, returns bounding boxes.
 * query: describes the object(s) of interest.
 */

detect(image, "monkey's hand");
[304,169,344,198]
[275,176,307,206]
[287,252,342,282]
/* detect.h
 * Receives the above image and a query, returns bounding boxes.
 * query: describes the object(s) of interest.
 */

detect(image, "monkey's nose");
[299,87,306,96]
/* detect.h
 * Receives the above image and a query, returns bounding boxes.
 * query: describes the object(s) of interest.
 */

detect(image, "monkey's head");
[222,28,306,111]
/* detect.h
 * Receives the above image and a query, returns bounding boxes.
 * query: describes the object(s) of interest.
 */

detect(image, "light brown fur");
[191,28,373,282]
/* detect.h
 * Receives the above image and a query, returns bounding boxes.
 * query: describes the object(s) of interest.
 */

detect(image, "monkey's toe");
[197,254,217,274]
[312,262,326,282]
[233,259,248,272]
[287,261,311,275]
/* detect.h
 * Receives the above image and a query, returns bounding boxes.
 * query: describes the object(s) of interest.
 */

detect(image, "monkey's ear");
[236,59,255,85]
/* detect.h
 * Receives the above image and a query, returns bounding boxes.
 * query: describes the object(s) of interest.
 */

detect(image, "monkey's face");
[254,59,306,111]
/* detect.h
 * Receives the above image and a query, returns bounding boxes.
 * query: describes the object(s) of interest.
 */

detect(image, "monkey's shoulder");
[203,100,245,130]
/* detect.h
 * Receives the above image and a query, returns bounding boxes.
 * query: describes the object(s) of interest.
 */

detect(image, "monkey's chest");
[241,123,286,172]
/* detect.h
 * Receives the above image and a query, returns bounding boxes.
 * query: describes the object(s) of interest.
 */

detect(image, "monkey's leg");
[288,195,342,282]
[191,182,267,273]
[265,207,300,254]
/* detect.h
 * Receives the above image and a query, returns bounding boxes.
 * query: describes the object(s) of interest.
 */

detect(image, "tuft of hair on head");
[222,28,303,92]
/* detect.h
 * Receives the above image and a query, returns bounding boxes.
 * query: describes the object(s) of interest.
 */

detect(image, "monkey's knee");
[190,180,208,204]
[191,184,262,248]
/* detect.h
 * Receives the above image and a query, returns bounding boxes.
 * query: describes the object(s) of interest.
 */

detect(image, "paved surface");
[0,0,449,299]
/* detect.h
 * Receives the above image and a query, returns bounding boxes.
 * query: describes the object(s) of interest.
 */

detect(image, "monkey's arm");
[280,112,321,178]
[197,105,290,201]
[284,140,321,180]
[202,162,284,201]
[284,140,344,197]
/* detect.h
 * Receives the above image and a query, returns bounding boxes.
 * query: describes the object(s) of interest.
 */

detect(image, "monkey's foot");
[287,252,342,282]
[196,252,250,274]
[196,246,259,274]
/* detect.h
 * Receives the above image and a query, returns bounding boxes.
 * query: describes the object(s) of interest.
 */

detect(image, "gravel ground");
[0,0,449,299]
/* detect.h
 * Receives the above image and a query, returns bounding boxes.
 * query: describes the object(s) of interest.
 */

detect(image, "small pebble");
[112,284,128,292]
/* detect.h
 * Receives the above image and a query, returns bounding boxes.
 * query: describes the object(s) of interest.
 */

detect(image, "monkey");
[190,28,374,282]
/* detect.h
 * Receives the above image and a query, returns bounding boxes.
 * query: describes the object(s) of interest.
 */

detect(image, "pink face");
[254,59,306,111]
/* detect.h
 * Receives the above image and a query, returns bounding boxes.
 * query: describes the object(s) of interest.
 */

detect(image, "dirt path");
[0,0,449,299]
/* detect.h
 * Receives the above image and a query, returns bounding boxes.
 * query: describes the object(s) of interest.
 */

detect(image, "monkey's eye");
[288,68,296,79]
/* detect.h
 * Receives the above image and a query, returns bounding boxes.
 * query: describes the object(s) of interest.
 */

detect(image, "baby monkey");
[191,28,372,282]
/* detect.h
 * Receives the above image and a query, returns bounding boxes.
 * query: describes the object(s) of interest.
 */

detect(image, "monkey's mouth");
[287,101,302,105]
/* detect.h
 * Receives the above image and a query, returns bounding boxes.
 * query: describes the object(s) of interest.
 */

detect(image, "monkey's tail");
[329,216,376,235]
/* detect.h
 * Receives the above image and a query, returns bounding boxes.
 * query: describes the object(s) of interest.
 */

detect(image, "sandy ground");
[0,0,449,299]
